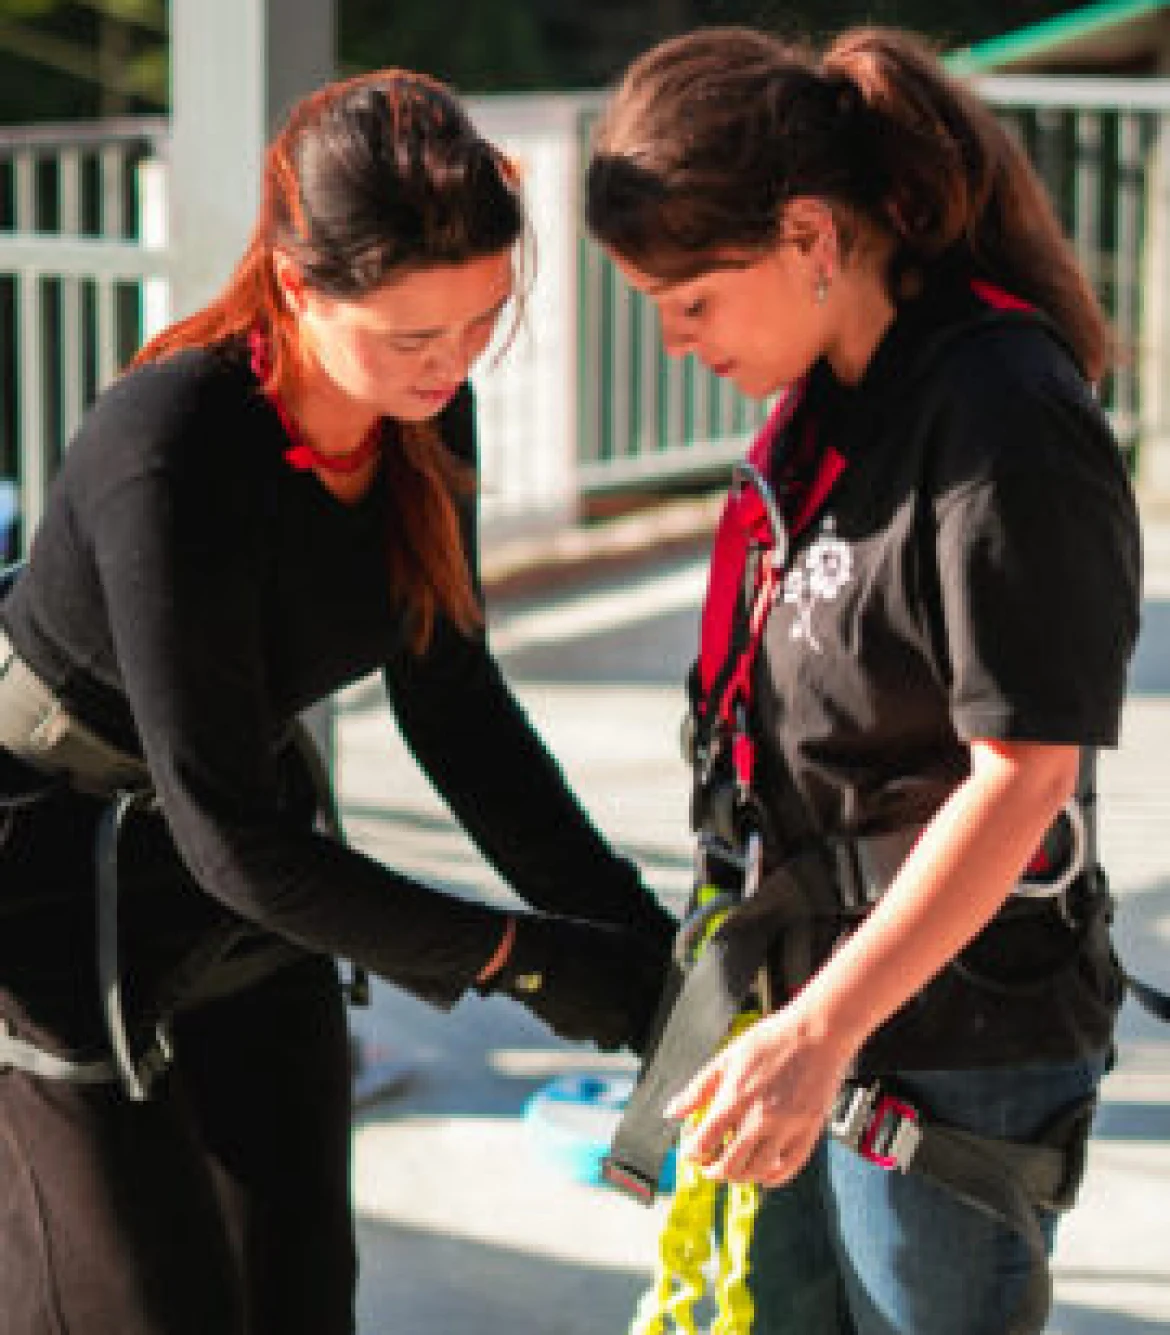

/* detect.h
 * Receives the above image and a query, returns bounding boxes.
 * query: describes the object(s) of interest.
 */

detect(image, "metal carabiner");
[672,890,741,967]
[672,829,766,968]
[1014,798,1088,901]
[731,459,788,569]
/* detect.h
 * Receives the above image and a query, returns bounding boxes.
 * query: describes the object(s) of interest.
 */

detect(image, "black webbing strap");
[604,824,1097,1333]
[602,850,833,1202]
[915,1129,1052,1335]
[1126,973,1170,1020]
[849,1086,1095,1335]
[96,790,173,1102]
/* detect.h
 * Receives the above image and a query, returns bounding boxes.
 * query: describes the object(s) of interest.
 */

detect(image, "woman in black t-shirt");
[586,27,1140,1335]
[0,70,673,1334]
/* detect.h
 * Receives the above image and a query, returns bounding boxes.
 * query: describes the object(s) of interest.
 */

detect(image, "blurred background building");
[2,0,1170,561]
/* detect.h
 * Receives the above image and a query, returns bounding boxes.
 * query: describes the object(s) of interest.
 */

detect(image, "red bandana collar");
[248,326,383,475]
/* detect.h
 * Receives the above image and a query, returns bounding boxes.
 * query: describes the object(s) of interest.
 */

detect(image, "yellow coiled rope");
[629,883,765,1335]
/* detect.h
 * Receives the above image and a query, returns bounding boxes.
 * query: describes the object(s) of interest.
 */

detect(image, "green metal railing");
[573,80,1170,492]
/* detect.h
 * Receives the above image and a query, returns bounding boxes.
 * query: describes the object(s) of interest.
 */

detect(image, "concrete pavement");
[336,501,1170,1335]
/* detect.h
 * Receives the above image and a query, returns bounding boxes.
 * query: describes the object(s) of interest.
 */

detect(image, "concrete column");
[167,0,335,321]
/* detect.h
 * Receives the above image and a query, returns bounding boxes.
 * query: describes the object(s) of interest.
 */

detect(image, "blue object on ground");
[0,479,18,562]
[524,1072,676,1192]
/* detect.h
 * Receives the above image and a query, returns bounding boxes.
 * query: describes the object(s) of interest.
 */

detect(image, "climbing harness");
[0,562,367,1099]
[606,284,1167,1333]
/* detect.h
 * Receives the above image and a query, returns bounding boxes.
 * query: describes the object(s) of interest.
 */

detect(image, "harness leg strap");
[96,790,173,1102]
[832,1079,1096,1335]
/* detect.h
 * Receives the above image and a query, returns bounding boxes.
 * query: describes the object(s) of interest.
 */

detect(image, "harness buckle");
[830,1081,922,1171]
[1015,797,1088,901]
[600,1156,659,1205]
[119,1021,174,1102]
[673,888,740,967]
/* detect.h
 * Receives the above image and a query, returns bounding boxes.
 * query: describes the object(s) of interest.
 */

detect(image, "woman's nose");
[425,334,473,379]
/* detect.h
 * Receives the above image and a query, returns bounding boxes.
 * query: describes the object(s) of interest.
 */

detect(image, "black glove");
[621,892,679,962]
[478,912,672,1054]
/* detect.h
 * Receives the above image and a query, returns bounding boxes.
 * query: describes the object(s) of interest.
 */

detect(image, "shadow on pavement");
[1111,875,1170,1051]
[498,607,698,686]
[355,1216,648,1335]
[1049,1301,1170,1334]
[1052,1297,1170,1329]
[342,799,693,887]
[1129,599,1170,695]
[1093,1099,1170,1139]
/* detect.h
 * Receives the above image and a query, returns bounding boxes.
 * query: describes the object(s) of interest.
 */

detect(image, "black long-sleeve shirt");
[1,344,654,1007]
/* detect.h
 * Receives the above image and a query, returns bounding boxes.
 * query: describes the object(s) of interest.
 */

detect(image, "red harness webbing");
[696,389,800,705]
[696,382,846,788]
[694,279,1037,795]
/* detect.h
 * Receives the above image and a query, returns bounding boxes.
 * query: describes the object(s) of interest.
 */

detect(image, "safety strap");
[0,1020,117,1085]
[96,789,174,1101]
[830,1076,1094,1335]
[603,851,834,1202]
[629,1016,764,1335]
[1126,972,1170,1021]
[609,867,1091,1334]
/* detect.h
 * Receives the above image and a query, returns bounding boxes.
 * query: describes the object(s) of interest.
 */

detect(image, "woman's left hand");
[664,1002,857,1187]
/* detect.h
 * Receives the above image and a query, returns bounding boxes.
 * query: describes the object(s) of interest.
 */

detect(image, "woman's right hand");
[664,997,858,1187]
[476,911,672,1054]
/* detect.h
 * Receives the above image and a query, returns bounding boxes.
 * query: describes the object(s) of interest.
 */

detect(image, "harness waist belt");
[0,626,148,795]
[830,798,1090,909]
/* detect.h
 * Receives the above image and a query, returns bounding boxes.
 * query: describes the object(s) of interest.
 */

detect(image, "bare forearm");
[791,739,1081,1058]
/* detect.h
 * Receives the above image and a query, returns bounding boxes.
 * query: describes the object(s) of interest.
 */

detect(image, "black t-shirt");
[754,282,1141,846]
[0,344,650,1007]
[744,282,1141,1070]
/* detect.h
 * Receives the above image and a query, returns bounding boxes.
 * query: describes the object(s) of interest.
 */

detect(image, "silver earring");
[815,273,830,304]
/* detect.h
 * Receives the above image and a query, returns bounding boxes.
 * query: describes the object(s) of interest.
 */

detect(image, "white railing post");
[139,156,170,341]
[59,148,85,450]
[13,148,47,541]
[167,0,335,322]
[1142,114,1170,497]
[465,94,580,535]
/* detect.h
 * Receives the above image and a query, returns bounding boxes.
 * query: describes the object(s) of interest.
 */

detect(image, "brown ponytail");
[586,26,1109,381]
[823,28,1109,380]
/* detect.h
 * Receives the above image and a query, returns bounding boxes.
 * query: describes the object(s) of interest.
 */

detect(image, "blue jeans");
[739,1054,1110,1335]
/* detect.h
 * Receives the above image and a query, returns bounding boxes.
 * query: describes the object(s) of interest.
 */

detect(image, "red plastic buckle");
[731,731,755,788]
[601,1157,658,1205]
[858,1094,921,1170]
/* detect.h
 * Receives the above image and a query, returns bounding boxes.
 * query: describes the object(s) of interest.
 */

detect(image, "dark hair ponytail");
[823,28,1108,379]
[587,26,1109,381]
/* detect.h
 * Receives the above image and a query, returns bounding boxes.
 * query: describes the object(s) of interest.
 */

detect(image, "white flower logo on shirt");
[780,516,852,652]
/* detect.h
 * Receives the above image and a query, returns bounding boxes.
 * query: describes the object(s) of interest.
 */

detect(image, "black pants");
[0,956,355,1335]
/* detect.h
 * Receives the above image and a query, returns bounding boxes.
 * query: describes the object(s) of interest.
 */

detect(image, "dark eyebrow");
[391,293,512,340]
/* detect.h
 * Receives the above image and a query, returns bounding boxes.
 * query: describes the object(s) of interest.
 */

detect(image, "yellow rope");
[629,1154,719,1335]
[711,1179,760,1335]
[629,1004,764,1335]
